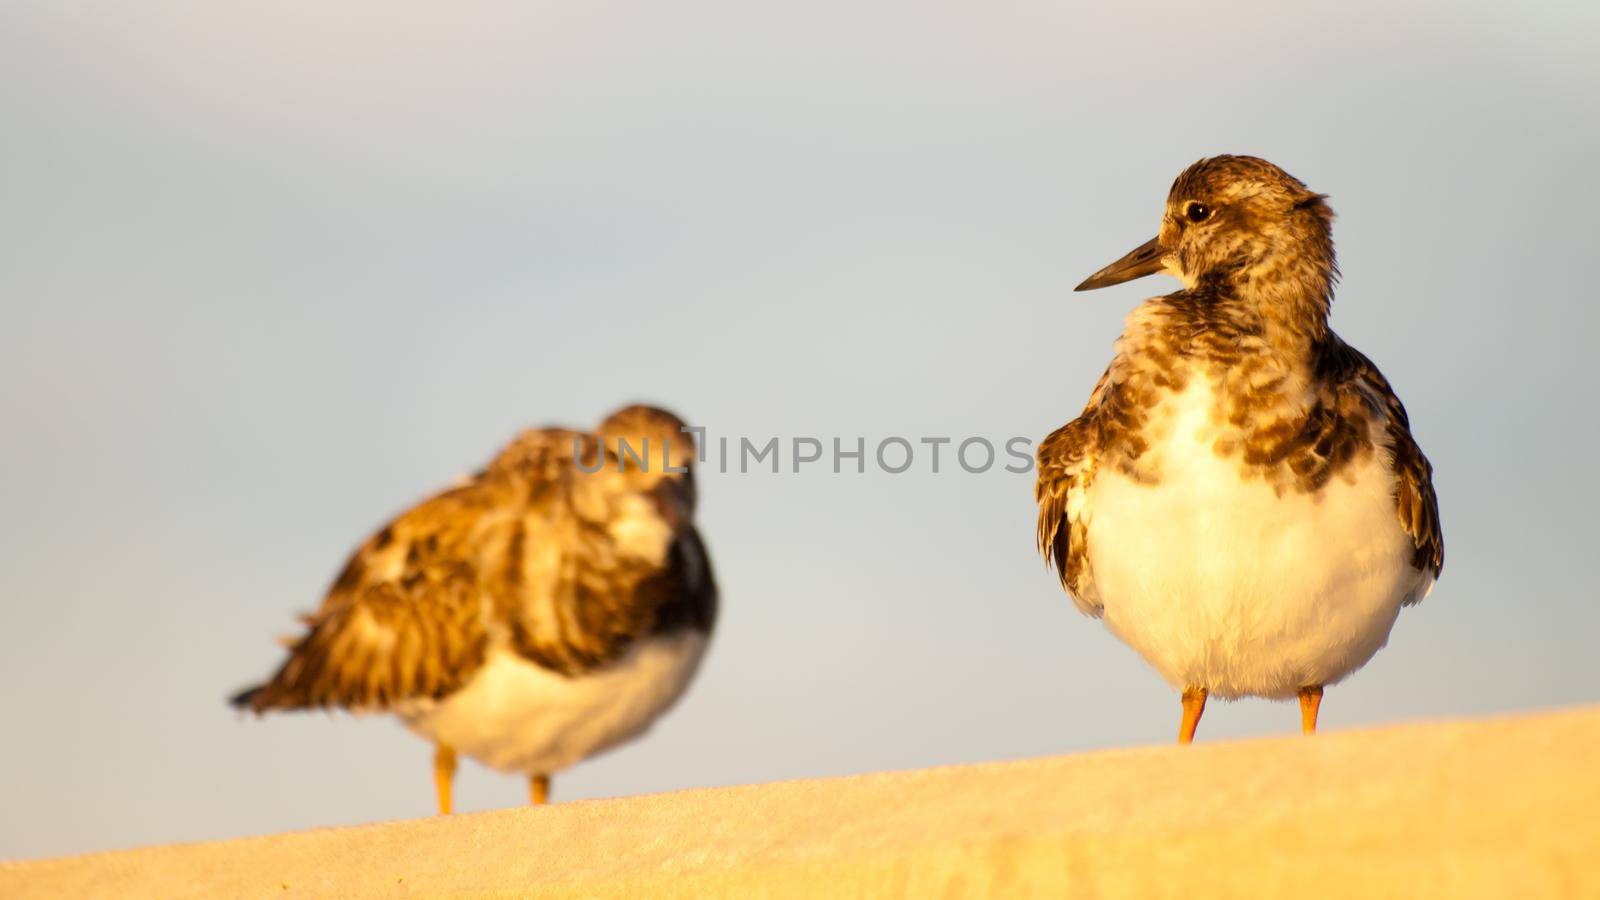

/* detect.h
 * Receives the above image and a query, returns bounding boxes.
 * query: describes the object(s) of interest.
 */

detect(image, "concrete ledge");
[6,707,1599,898]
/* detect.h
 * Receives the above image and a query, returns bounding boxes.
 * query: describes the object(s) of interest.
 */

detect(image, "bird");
[231,404,716,814]
[1035,156,1442,744]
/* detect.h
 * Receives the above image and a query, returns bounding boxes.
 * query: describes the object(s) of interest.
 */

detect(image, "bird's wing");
[232,428,710,712]
[1035,369,1110,616]
[1318,338,1445,591]
[229,475,502,712]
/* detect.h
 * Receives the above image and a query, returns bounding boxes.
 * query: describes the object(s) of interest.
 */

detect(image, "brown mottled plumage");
[1037,156,1442,738]
[232,405,715,811]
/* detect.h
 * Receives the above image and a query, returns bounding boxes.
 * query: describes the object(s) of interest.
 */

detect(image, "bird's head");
[1075,156,1338,322]
[596,404,699,517]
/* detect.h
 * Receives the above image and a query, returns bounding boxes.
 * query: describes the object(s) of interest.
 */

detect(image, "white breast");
[397,630,709,775]
[1084,378,1429,700]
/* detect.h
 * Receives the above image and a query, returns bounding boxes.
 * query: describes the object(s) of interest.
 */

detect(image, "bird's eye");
[1185,202,1211,223]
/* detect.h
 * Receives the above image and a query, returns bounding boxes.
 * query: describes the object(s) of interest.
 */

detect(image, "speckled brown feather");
[1035,369,1110,614]
[232,407,715,713]
[1315,338,1445,579]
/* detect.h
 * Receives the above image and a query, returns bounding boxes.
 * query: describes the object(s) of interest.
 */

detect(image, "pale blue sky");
[3,1,1597,860]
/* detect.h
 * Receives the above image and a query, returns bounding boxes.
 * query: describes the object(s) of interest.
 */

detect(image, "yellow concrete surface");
[5,706,1599,898]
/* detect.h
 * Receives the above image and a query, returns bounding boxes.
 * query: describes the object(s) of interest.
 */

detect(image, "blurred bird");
[232,405,716,813]
[1036,156,1442,743]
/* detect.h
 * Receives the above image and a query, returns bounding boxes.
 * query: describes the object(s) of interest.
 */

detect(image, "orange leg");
[529,774,550,806]
[1299,686,1324,735]
[1179,687,1208,745]
[433,745,458,815]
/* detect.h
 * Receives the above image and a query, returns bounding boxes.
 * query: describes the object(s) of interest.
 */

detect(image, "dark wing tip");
[228,685,265,712]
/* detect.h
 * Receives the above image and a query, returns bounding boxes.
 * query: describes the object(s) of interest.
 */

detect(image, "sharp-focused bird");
[1036,156,1442,743]
[232,405,716,813]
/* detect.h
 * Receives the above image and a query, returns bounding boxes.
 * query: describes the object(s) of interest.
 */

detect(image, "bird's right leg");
[434,744,458,815]
[1299,685,1324,735]
[1179,687,1207,745]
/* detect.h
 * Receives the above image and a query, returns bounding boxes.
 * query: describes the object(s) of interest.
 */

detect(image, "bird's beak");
[1074,236,1168,292]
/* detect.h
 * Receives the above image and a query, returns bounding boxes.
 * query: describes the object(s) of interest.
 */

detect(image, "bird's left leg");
[434,744,458,815]
[529,774,550,806]
[1299,685,1324,735]
[1178,687,1208,744]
